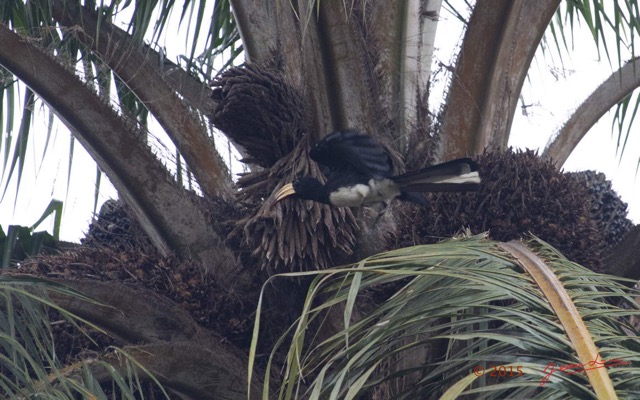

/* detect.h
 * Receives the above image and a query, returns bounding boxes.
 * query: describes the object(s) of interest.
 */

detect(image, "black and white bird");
[274,130,481,207]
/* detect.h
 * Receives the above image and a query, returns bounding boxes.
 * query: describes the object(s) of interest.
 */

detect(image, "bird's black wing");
[309,130,394,180]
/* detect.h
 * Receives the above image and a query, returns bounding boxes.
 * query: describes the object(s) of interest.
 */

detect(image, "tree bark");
[229,0,440,151]
[230,0,332,139]
[603,224,640,280]
[117,343,261,400]
[398,0,442,152]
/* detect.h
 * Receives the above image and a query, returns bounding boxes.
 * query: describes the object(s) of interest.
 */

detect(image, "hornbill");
[275,130,481,207]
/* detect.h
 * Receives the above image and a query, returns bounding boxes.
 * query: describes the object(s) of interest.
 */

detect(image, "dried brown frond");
[229,137,357,272]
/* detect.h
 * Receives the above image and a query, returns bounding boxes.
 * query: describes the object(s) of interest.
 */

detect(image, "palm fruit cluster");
[83,199,154,251]
[396,149,607,271]
[210,64,357,272]
[566,170,633,249]
[210,63,302,168]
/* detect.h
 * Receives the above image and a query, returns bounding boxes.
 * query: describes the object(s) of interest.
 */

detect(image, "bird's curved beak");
[275,183,296,202]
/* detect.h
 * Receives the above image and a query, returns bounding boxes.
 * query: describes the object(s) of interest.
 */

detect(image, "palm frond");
[611,90,640,160]
[0,274,169,399]
[1,0,241,226]
[550,0,637,66]
[130,0,241,80]
[544,1,640,166]
[28,199,63,241]
[253,234,640,399]
[443,0,471,25]
[1,88,34,207]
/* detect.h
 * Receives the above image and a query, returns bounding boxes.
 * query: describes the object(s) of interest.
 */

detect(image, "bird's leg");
[371,201,392,226]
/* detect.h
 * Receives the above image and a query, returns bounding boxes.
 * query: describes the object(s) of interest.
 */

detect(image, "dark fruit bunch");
[567,170,633,249]
[82,199,154,251]
[396,149,607,271]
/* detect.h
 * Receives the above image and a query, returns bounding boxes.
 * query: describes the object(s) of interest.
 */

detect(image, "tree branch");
[317,2,383,132]
[122,343,260,400]
[439,0,561,159]
[45,279,261,399]
[0,24,237,280]
[50,0,234,201]
[542,57,640,168]
[48,279,206,344]
[228,0,276,64]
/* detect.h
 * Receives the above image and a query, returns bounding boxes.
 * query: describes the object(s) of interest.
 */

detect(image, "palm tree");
[1,0,640,398]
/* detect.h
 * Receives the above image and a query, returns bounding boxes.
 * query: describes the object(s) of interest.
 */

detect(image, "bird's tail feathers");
[392,158,481,192]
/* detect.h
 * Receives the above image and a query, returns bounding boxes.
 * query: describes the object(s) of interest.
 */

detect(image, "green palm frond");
[0,274,169,399]
[552,0,640,65]
[545,1,640,165]
[252,234,640,399]
[443,0,471,25]
[1,88,33,207]
[119,0,241,80]
[611,91,640,160]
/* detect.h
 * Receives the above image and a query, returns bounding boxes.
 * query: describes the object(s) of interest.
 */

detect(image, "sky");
[1,2,639,242]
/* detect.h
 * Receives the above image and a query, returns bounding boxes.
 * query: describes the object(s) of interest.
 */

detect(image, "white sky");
[1,2,639,242]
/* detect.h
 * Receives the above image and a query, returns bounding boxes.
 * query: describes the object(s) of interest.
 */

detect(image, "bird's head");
[274,177,330,204]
